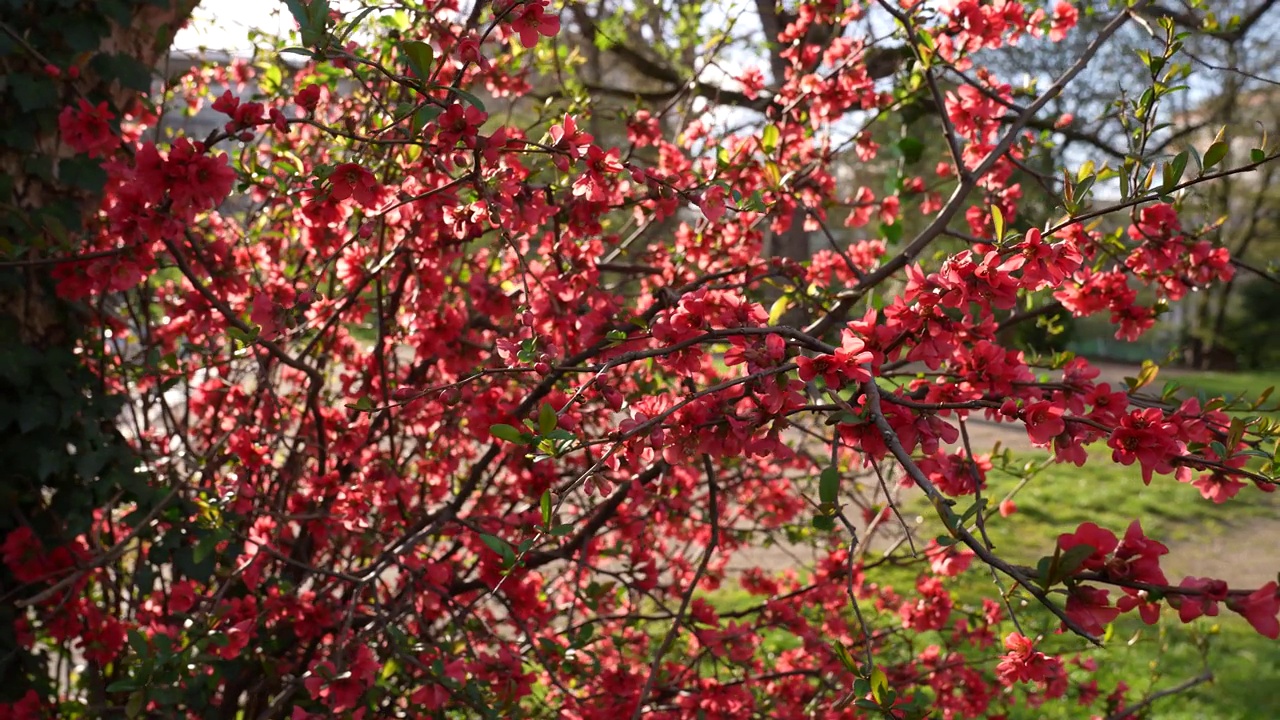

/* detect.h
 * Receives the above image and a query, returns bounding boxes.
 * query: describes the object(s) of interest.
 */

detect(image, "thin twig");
[630,454,720,719]
[860,374,1103,644]
[1106,671,1214,720]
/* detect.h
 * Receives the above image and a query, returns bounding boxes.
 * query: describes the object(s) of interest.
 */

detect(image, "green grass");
[969,449,1277,557]
[1169,369,1280,423]
[1175,369,1280,402]
[701,445,1280,718]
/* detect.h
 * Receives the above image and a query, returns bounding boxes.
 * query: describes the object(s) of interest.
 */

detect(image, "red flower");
[1056,522,1118,573]
[251,294,282,340]
[1,527,43,583]
[58,98,117,158]
[329,162,380,206]
[1192,472,1247,503]
[1227,581,1280,638]
[1173,576,1230,622]
[1049,0,1079,41]
[997,633,1057,684]
[1108,408,1181,484]
[1117,589,1163,625]
[1023,400,1066,446]
[547,113,593,170]
[166,139,237,217]
[167,580,197,614]
[295,84,322,112]
[925,540,975,577]
[1109,520,1168,585]
[797,332,873,389]
[698,185,729,223]
[509,0,561,48]
[1065,586,1121,635]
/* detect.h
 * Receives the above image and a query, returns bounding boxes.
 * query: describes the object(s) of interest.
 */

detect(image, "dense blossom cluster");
[6,0,1280,718]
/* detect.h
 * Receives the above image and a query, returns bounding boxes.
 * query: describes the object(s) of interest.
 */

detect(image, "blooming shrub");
[3,0,1279,718]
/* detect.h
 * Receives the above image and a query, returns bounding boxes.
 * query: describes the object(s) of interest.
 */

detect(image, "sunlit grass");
[701,439,1280,718]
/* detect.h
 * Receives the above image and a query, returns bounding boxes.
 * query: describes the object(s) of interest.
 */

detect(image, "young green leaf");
[490,423,526,443]
[768,295,790,325]
[538,402,558,436]
[870,667,889,704]
[761,123,780,154]
[1202,140,1229,171]
[831,641,859,673]
[401,40,435,79]
[819,466,840,505]
[480,533,515,564]
[345,396,375,412]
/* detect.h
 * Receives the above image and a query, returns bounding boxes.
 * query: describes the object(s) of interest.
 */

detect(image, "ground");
[732,361,1280,586]
[714,361,1280,719]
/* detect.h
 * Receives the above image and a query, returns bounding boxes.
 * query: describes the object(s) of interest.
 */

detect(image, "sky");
[172,0,301,53]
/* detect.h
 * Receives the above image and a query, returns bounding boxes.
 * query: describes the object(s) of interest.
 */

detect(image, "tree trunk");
[0,0,197,703]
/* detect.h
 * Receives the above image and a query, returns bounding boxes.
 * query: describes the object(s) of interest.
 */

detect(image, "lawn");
[701,445,1280,719]
[1175,369,1280,402]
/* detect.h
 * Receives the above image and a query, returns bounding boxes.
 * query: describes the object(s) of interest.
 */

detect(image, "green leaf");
[411,105,443,134]
[1162,152,1187,193]
[228,325,259,346]
[1077,159,1095,183]
[811,515,835,531]
[345,396,374,412]
[896,136,924,164]
[306,0,331,27]
[818,466,840,504]
[105,679,141,692]
[1074,175,1096,203]
[879,221,903,244]
[1252,147,1266,163]
[401,40,435,80]
[126,692,145,719]
[831,641,859,673]
[480,533,515,564]
[1226,416,1247,451]
[9,73,57,112]
[1202,141,1229,171]
[127,628,149,655]
[761,123,780,154]
[92,53,152,92]
[283,0,311,30]
[1053,543,1096,583]
[991,205,1005,241]
[490,423,525,443]
[60,156,107,192]
[540,490,552,527]
[870,667,889,704]
[538,402,558,436]
[443,86,487,113]
[1035,555,1055,589]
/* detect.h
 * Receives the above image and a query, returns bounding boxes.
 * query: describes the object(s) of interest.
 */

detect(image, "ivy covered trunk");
[0,0,195,706]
